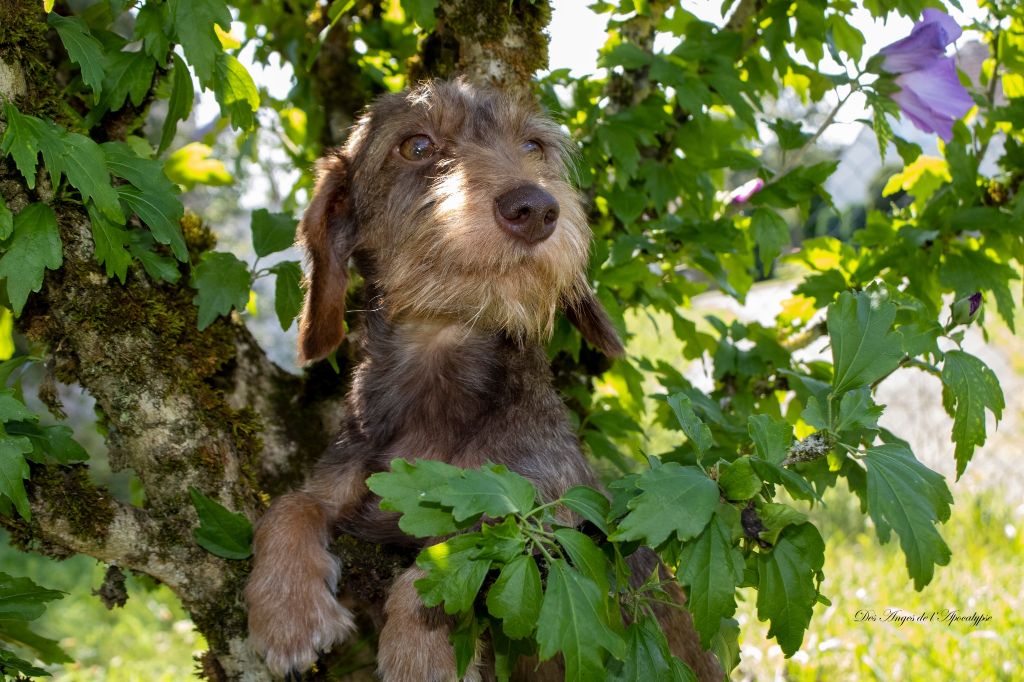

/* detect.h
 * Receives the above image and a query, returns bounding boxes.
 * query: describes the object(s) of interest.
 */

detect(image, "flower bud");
[950,292,982,326]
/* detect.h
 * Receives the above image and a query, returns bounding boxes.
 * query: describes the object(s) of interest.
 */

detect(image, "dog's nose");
[494,184,559,245]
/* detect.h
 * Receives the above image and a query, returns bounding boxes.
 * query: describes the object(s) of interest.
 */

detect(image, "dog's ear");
[564,288,625,358]
[297,151,357,364]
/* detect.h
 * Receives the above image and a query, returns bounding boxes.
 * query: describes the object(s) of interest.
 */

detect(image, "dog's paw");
[245,567,355,676]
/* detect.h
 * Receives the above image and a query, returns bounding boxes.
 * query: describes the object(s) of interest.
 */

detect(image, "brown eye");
[522,140,543,156]
[398,134,437,161]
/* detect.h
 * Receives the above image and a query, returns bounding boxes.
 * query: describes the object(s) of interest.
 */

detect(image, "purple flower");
[729,178,764,204]
[877,10,974,142]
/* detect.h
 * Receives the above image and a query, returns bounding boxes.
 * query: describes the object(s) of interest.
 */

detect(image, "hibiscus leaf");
[864,443,951,590]
[677,505,744,648]
[366,458,463,537]
[609,462,718,546]
[159,53,196,153]
[190,251,252,330]
[48,14,107,95]
[535,559,625,680]
[169,0,231,84]
[270,260,304,331]
[485,555,543,639]
[0,203,63,315]
[754,523,825,656]
[940,350,1004,477]
[827,289,904,394]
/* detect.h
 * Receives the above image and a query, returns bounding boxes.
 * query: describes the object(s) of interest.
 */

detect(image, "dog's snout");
[494,184,559,245]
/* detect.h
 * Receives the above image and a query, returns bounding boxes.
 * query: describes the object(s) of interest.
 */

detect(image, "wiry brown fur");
[245,80,721,681]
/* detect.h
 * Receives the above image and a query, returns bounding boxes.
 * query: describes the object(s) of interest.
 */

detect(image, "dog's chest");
[356,321,520,463]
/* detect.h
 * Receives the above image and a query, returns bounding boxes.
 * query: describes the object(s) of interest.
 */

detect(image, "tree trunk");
[0,1,555,679]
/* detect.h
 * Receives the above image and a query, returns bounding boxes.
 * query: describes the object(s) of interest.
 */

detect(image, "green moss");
[187,560,251,655]
[29,464,117,542]
[0,0,71,124]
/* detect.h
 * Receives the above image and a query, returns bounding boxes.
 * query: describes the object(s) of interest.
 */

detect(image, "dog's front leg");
[377,567,484,682]
[244,463,366,677]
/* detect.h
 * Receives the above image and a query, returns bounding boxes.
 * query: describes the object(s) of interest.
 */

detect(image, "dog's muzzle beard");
[378,184,590,342]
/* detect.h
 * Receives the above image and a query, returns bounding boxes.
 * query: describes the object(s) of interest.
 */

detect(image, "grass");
[734,487,1024,681]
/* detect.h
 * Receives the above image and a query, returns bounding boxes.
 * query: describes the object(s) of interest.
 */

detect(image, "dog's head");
[296,79,624,363]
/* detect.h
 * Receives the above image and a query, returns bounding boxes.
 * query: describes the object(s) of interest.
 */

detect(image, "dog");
[243,79,722,681]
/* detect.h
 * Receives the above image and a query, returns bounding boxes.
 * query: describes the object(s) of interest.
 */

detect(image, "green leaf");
[251,209,297,257]
[435,464,536,522]
[754,523,825,656]
[755,502,808,547]
[826,14,864,61]
[415,533,492,614]
[677,505,744,647]
[0,573,63,621]
[0,618,72,664]
[103,142,187,261]
[0,435,33,520]
[717,456,760,501]
[449,610,484,678]
[169,0,231,84]
[129,239,182,284]
[85,51,157,126]
[827,289,903,394]
[48,14,107,94]
[486,555,542,639]
[190,251,251,330]
[60,132,124,223]
[553,527,609,593]
[0,203,62,315]
[747,415,793,465]
[134,1,172,60]
[189,487,253,559]
[0,647,50,677]
[750,209,790,267]
[536,559,625,681]
[160,53,195,153]
[610,462,718,546]
[665,393,713,457]
[749,457,818,502]
[0,103,42,187]
[270,261,304,331]
[401,0,438,29]
[609,618,696,682]
[87,204,132,284]
[0,195,12,240]
[560,485,610,535]
[0,389,35,423]
[35,425,88,464]
[601,43,653,70]
[864,443,952,589]
[834,388,883,434]
[941,350,1005,478]
[366,458,462,537]
[213,54,260,131]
